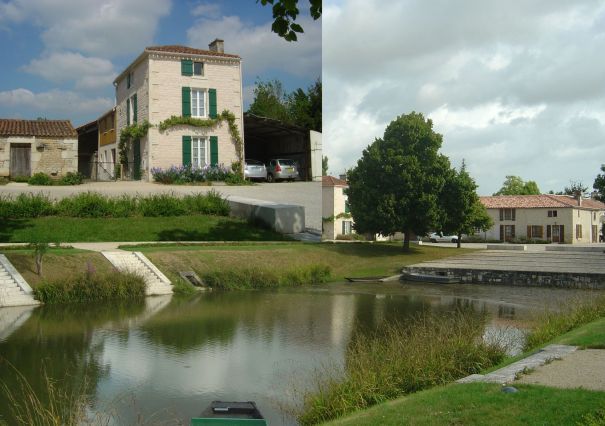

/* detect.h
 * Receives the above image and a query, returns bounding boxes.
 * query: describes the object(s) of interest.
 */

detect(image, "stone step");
[0,297,40,307]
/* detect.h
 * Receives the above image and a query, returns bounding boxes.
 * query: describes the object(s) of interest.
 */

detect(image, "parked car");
[244,159,267,181]
[429,232,459,243]
[266,159,299,182]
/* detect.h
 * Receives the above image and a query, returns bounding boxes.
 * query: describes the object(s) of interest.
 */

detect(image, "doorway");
[10,144,31,178]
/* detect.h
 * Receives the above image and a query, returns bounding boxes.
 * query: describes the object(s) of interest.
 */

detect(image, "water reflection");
[0,283,601,425]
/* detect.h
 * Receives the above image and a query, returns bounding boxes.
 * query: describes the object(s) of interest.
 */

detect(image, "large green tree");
[247,78,322,132]
[493,175,541,195]
[593,165,605,202]
[440,162,493,248]
[346,112,451,250]
[258,0,321,41]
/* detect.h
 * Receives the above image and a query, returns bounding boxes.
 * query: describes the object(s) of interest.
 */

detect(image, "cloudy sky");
[0,0,320,126]
[323,0,605,195]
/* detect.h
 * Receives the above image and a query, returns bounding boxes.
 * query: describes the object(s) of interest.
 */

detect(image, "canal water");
[0,282,601,425]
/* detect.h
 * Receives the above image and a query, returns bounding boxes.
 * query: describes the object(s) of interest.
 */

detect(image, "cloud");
[187,14,321,79]
[191,2,220,18]
[0,0,171,57]
[323,0,605,194]
[24,51,115,90]
[0,88,113,117]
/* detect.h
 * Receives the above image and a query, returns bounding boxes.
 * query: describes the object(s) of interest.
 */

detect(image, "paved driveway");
[0,181,322,232]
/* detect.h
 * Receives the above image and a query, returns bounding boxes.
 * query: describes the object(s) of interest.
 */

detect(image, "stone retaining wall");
[404,266,605,289]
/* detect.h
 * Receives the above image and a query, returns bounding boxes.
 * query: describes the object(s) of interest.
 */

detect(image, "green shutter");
[210,136,218,166]
[181,59,193,76]
[209,88,217,118]
[182,87,191,117]
[132,94,137,123]
[182,136,192,166]
[126,73,131,89]
[126,99,130,126]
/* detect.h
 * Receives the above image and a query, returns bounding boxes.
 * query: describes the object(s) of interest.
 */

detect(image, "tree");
[322,156,329,176]
[563,180,588,197]
[258,0,321,41]
[440,162,493,248]
[593,165,605,202]
[248,78,322,132]
[247,79,290,123]
[346,112,451,250]
[494,175,541,195]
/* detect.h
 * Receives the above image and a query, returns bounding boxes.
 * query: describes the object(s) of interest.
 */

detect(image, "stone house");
[480,195,605,243]
[0,119,77,179]
[322,176,354,239]
[110,40,244,181]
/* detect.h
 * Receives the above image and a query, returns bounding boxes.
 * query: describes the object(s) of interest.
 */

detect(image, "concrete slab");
[227,196,305,234]
[487,244,526,251]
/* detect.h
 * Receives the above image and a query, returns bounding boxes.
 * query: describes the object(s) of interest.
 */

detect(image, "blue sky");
[0,0,320,127]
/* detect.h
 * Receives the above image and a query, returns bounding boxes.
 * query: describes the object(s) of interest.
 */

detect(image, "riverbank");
[319,306,605,425]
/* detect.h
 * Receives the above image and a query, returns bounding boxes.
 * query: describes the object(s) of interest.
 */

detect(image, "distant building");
[0,119,78,179]
[480,194,605,243]
[111,41,244,180]
[322,175,353,239]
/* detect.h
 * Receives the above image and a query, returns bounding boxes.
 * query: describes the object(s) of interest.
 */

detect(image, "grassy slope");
[0,216,286,243]
[554,317,605,348]
[2,243,464,288]
[133,243,464,283]
[324,383,605,426]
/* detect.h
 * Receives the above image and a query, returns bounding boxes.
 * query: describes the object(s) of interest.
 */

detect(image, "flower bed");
[151,165,235,184]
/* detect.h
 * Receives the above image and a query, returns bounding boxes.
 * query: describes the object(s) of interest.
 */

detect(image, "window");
[499,208,516,221]
[548,210,557,217]
[342,221,352,235]
[193,62,204,76]
[126,94,137,125]
[529,225,543,238]
[191,89,207,118]
[126,71,133,89]
[191,137,209,168]
[576,224,583,239]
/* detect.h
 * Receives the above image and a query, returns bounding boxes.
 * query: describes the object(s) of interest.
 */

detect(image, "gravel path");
[515,349,605,391]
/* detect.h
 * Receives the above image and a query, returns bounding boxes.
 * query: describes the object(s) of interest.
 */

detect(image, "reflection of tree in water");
[0,300,145,424]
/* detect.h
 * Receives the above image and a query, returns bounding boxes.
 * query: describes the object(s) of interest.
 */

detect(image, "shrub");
[298,310,506,425]
[58,172,83,185]
[11,175,30,183]
[0,193,55,218]
[138,193,187,216]
[55,192,113,218]
[34,271,146,304]
[110,194,137,218]
[202,265,331,290]
[183,190,230,216]
[28,173,53,186]
[335,233,366,241]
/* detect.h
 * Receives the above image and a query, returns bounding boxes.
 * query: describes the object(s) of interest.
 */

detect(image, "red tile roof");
[0,119,77,138]
[145,45,240,59]
[322,176,348,187]
[480,195,605,210]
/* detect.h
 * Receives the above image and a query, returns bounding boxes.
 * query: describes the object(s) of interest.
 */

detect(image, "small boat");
[345,276,386,282]
[400,271,460,284]
[192,401,267,425]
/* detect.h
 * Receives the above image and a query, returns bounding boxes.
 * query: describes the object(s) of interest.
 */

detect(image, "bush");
[298,310,506,425]
[58,172,84,185]
[202,265,331,290]
[151,164,240,184]
[28,173,53,186]
[11,175,30,183]
[0,193,55,218]
[56,192,113,218]
[138,193,187,217]
[183,190,230,216]
[34,271,146,304]
[335,233,366,241]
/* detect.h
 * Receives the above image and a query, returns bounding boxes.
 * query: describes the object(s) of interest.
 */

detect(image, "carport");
[76,120,97,178]
[243,113,321,181]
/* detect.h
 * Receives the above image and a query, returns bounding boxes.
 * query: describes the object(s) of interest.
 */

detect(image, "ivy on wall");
[322,212,353,223]
[118,120,152,166]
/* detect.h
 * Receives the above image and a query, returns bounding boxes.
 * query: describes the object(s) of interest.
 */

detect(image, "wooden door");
[551,225,563,243]
[10,144,31,178]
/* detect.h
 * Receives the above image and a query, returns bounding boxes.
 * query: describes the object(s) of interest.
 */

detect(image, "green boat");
[191,401,267,426]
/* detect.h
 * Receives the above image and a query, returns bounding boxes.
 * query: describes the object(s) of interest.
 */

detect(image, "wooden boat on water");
[345,276,387,283]
[400,271,460,284]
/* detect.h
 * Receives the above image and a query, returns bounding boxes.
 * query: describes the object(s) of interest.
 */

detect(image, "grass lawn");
[323,382,605,426]
[0,216,286,243]
[554,317,605,348]
[124,242,465,283]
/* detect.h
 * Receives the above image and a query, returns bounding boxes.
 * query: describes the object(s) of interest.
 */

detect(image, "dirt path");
[516,349,605,391]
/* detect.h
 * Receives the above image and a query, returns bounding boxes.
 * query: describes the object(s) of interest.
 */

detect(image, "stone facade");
[0,136,77,178]
[113,45,243,181]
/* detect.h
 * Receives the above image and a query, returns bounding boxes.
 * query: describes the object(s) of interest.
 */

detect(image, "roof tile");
[145,45,240,59]
[480,195,605,210]
[322,176,348,187]
[0,119,77,138]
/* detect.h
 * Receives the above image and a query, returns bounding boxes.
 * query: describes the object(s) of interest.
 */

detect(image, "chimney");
[576,193,582,207]
[208,39,224,53]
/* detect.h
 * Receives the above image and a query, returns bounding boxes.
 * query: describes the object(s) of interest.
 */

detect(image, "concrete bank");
[405,250,605,289]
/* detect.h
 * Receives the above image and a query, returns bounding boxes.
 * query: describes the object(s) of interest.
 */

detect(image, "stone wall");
[404,266,605,289]
[0,136,77,178]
